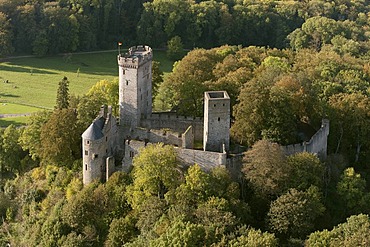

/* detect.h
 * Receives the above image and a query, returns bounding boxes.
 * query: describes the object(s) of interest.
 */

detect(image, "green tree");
[42,5,79,54]
[135,196,167,234]
[40,109,80,167]
[287,152,325,191]
[39,201,70,247]
[337,168,368,216]
[58,232,84,247]
[153,81,177,111]
[191,1,223,47]
[19,110,51,161]
[195,196,238,237]
[0,192,11,221]
[13,4,39,54]
[167,36,184,61]
[242,140,289,197]
[76,94,106,129]
[231,62,305,146]
[56,76,70,110]
[32,29,49,56]
[105,215,137,247]
[87,79,119,117]
[228,227,278,247]
[159,48,224,116]
[288,16,341,51]
[0,12,14,56]
[168,164,212,218]
[306,214,370,247]
[267,186,325,239]
[149,219,207,247]
[126,143,182,210]
[152,60,164,98]
[62,183,109,241]
[329,93,370,163]
[0,125,26,174]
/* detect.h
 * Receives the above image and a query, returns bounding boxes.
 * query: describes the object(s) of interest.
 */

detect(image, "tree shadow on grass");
[0,65,57,75]
[0,118,26,127]
[0,93,20,98]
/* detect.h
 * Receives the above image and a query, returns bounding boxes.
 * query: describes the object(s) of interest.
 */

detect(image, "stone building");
[82,105,117,184]
[203,91,230,152]
[82,45,330,185]
[118,46,152,131]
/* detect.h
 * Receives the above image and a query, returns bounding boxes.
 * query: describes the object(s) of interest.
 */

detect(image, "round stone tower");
[203,91,230,152]
[82,117,106,184]
[118,45,153,131]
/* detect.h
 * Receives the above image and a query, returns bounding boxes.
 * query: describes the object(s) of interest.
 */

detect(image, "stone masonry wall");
[83,138,105,184]
[175,148,227,171]
[122,140,227,172]
[182,126,194,149]
[122,140,146,172]
[132,127,183,147]
[282,119,330,159]
[141,112,204,141]
[203,91,230,152]
[106,156,115,181]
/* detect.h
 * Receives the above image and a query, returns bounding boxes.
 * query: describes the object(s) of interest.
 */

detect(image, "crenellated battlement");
[118,45,152,68]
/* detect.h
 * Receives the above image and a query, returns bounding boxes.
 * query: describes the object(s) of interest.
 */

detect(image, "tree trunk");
[335,123,343,154]
[355,134,361,163]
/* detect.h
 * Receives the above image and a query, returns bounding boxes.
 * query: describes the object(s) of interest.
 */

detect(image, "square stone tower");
[203,91,230,152]
[118,45,153,131]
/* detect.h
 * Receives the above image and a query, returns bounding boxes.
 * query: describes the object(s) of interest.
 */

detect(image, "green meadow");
[0,50,174,126]
[0,103,41,114]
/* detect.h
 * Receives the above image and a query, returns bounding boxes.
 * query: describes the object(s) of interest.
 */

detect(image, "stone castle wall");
[182,126,194,149]
[175,148,227,171]
[282,119,330,159]
[132,127,183,147]
[141,112,204,141]
[226,154,244,180]
[122,139,227,172]
[123,140,145,172]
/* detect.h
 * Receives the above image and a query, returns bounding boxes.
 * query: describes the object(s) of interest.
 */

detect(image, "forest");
[0,0,369,55]
[1,0,370,246]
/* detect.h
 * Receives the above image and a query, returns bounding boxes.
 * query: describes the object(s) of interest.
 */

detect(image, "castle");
[82,45,330,185]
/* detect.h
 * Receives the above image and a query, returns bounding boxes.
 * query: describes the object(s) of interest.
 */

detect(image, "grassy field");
[0,102,43,114]
[0,49,174,126]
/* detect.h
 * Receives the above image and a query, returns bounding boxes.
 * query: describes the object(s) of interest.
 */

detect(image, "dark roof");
[82,117,105,140]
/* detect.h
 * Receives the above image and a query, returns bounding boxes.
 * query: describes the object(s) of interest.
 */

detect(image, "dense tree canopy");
[267,186,325,239]
[0,0,368,56]
[307,214,370,247]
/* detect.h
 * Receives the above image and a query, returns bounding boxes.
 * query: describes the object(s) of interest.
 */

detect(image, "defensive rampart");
[141,112,204,141]
[132,127,183,147]
[122,139,227,172]
[175,148,227,171]
[117,45,152,69]
[282,119,330,159]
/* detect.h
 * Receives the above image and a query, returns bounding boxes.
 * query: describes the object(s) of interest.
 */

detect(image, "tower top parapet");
[205,91,230,101]
[118,45,152,69]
